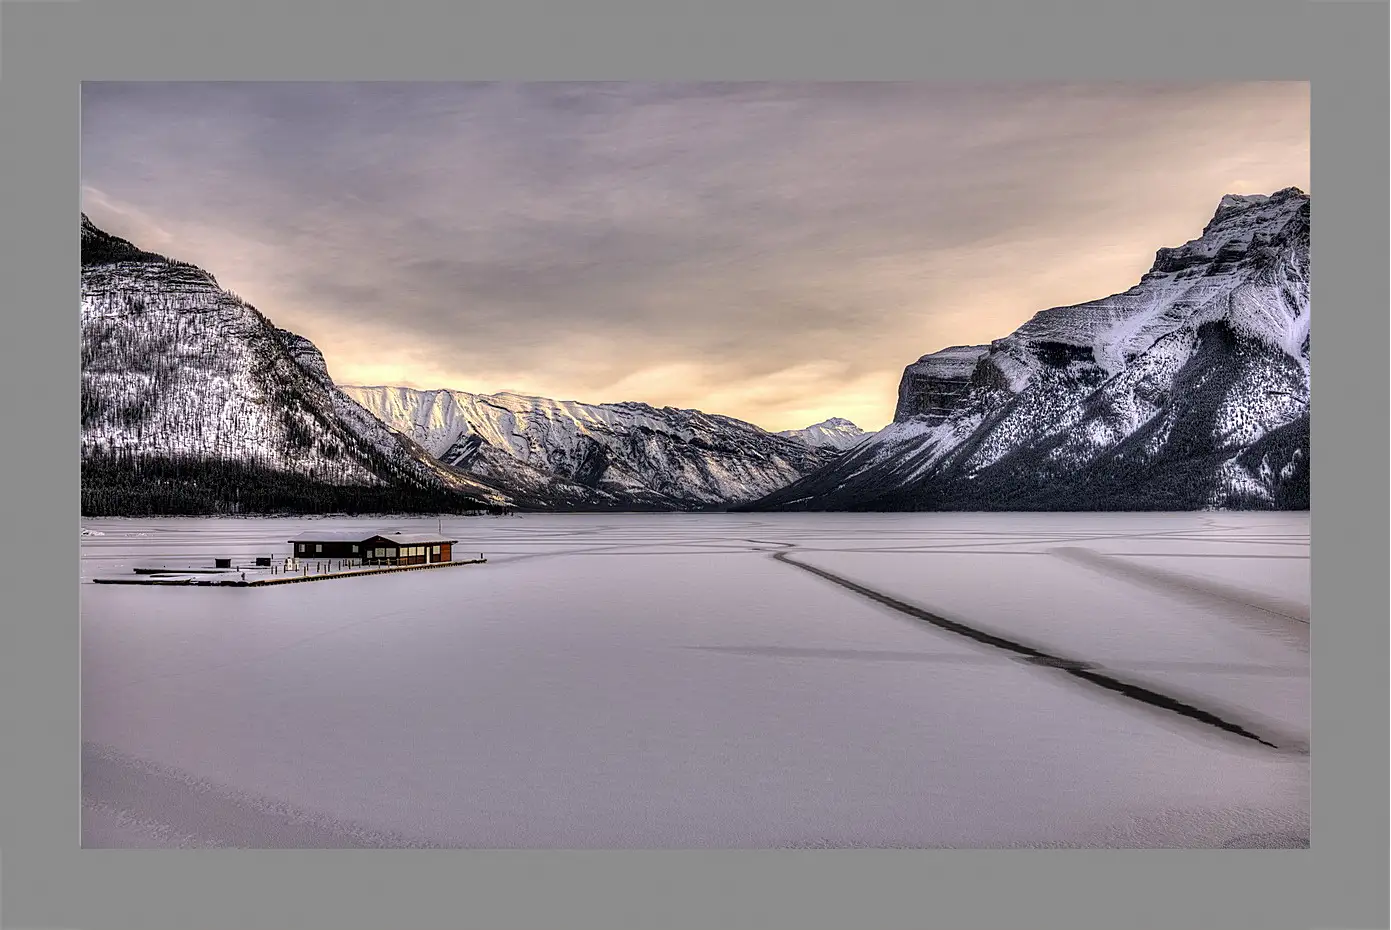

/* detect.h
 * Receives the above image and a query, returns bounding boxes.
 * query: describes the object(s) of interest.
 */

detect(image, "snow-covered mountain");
[746,188,1311,512]
[776,417,877,452]
[340,385,838,510]
[80,215,512,515]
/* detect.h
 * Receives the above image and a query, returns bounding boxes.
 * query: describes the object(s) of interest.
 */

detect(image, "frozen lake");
[81,512,1310,848]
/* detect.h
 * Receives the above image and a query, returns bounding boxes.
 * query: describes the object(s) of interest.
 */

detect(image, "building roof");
[288,529,458,545]
[363,532,459,545]
[287,530,376,543]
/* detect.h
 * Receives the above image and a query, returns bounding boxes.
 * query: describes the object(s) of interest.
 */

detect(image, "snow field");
[82,512,1310,848]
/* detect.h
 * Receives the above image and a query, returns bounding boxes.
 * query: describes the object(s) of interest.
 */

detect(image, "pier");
[93,558,487,587]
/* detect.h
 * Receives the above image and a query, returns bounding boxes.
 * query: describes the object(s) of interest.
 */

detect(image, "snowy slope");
[341,385,838,510]
[776,418,877,452]
[80,215,512,515]
[747,188,1311,512]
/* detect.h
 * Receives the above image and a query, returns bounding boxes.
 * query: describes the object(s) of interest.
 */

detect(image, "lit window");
[351,544,359,553]
[298,544,305,553]
[315,544,323,553]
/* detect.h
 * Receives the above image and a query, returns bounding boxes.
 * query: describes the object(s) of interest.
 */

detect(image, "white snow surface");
[83,512,1308,849]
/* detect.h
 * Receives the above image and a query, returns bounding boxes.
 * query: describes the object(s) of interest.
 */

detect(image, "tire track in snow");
[769,549,1303,754]
[1047,546,1309,626]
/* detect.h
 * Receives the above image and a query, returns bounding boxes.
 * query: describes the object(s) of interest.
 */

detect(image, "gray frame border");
[3,0,1386,928]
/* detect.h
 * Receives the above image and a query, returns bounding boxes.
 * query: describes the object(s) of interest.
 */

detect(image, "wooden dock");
[93,559,487,587]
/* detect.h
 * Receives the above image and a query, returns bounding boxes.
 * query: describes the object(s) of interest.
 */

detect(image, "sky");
[81,82,1309,433]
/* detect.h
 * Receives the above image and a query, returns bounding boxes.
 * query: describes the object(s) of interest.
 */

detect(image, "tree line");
[82,448,508,517]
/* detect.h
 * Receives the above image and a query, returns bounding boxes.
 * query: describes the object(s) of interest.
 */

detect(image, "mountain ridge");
[80,214,515,516]
[82,187,1310,518]
[340,384,842,510]
[742,189,1311,512]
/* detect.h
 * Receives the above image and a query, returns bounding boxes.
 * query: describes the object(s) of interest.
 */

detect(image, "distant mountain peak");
[777,417,876,452]
[1200,186,1309,238]
[1214,192,1269,214]
[1213,186,1305,216]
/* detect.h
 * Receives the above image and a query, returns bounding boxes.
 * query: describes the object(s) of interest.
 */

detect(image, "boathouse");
[287,530,458,566]
[360,531,456,566]
[287,531,373,560]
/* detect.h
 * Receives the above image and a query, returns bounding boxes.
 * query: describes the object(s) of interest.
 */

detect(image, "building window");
[298,544,305,553]
[315,544,323,553]
[351,544,359,553]
[432,546,440,555]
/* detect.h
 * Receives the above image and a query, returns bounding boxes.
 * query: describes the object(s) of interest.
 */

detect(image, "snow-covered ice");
[81,512,1309,849]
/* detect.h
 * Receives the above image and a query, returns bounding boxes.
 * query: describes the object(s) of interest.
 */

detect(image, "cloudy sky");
[81,82,1309,432]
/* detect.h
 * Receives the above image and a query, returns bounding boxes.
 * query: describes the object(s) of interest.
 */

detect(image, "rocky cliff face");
[894,345,990,424]
[340,385,839,510]
[745,188,1311,512]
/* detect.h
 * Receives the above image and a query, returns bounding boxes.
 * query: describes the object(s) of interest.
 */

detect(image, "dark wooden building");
[359,532,456,566]
[288,530,458,566]
[288,531,374,560]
